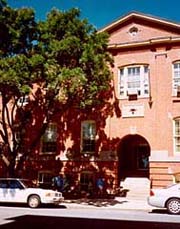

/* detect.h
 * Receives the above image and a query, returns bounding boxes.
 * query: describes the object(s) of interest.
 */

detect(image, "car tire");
[28,195,41,208]
[166,198,180,214]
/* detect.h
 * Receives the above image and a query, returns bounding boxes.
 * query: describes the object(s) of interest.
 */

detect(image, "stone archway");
[118,134,150,180]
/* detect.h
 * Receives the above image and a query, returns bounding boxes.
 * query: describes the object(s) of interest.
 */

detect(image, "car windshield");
[20,179,37,188]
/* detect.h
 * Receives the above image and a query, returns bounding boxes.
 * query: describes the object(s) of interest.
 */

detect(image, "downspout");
[148,68,153,108]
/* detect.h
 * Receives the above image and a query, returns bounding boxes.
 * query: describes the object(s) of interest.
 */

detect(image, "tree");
[0,0,39,176]
[0,2,113,177]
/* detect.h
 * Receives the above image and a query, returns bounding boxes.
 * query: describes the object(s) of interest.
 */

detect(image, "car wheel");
[166,198,180,214]
[28,195,41,208]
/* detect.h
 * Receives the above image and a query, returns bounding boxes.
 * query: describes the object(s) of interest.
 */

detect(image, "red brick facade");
[100,12,180,188]
[1,12,180,192]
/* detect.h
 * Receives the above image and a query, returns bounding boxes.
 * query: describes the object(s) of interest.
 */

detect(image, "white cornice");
[108,36,180,49]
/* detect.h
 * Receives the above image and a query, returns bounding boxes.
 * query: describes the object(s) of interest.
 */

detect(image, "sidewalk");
[63,196,154,211]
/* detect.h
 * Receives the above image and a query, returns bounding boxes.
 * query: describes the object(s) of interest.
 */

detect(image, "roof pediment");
[99,12,180,49]
[99,12,180,33]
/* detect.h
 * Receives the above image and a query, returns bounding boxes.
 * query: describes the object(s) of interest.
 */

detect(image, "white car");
[0,178,64,208]
[148,183,180,214]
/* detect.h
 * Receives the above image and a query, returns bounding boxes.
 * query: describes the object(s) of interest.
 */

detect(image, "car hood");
[26,188,59,193]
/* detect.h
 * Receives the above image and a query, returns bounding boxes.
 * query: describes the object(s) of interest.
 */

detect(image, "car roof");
[0,178,22,180]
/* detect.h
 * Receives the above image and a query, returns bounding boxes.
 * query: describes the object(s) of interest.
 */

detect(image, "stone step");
[120,177,150,199]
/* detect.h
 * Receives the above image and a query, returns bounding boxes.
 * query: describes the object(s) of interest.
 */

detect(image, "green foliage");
[0,55,31,95]
[0,2,113,176]
[0,4,37,57]
[37,7,113,108]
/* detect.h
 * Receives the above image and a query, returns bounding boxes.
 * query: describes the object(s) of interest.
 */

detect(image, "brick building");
[100,12,180,189]
[1,12,180,194]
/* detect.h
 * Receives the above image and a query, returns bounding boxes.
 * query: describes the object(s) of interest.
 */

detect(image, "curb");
[63,197,153,211]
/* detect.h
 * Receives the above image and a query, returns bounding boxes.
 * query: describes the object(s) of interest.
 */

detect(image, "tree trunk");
[7,160,16,178]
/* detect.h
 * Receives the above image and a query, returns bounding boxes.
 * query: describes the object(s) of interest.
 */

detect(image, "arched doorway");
[118,134,150,180]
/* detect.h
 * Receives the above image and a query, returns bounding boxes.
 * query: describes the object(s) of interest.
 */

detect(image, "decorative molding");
[122,104,144,118]
[149,150,180,162]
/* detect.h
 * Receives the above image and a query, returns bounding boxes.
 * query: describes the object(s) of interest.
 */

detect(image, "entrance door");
[118,134,150,179]
[80,171,94,193]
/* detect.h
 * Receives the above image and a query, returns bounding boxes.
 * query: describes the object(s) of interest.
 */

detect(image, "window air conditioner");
[127,89,138,100]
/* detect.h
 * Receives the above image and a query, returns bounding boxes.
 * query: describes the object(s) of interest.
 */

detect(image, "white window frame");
[118,65,149,99]
[17,95,29,106]
[172,61,180,96]
[38,171,54,188]
[81,120,96,154]
[41,123,57,154]
[173,118,180,155]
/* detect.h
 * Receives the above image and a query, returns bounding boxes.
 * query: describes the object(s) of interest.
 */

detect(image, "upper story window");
[81,120,96,153]
[41,123,57,154]
[173,61,180,96]
[119,65,149,99]
[174,118,180,154]
[17,95,29,106]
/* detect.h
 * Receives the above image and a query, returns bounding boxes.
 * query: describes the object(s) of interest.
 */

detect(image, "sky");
[7,0,180,29]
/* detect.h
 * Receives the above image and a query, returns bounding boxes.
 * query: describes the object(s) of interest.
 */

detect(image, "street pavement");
[63,196,155,212]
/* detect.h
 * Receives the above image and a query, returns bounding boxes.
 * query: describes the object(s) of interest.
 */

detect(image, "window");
[9,180,23,189]
[173,62,180,96]
[136,145,149,170]
[129,26,138,36]
[17,95,29,106]
[174,118,180,154]
[38,171,54,188]
[80,171,94,192]
[0,180,8,188]
[41,123,57,154]
[119,65,149,99]
[81,121,96,153]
